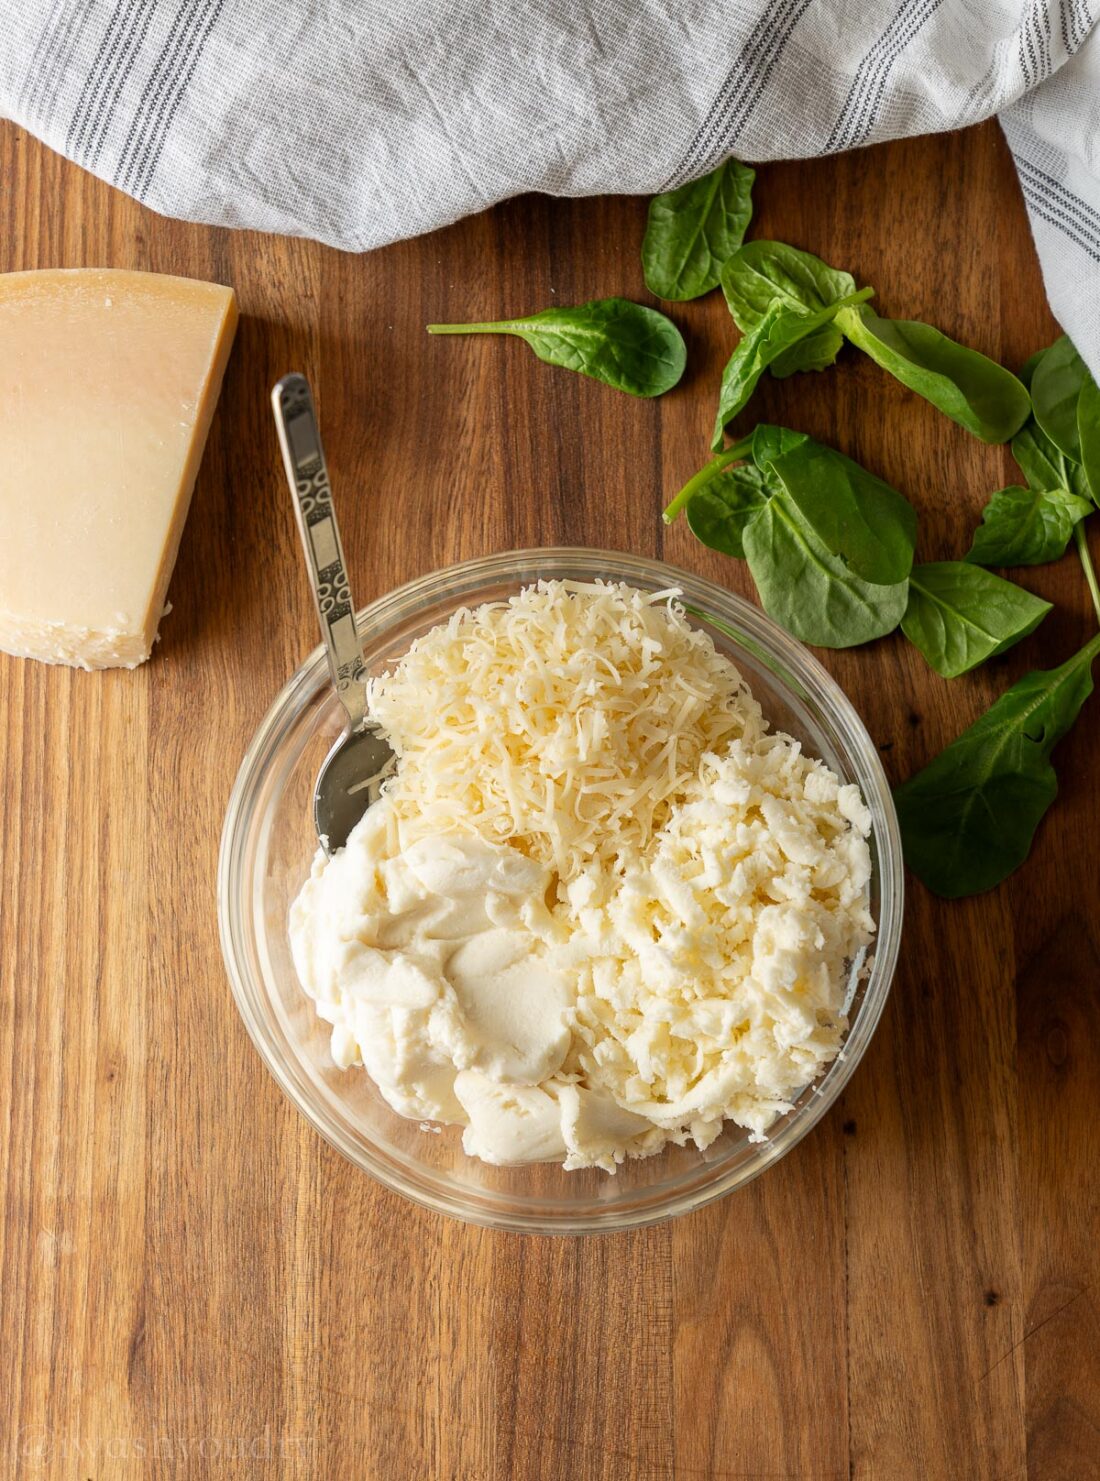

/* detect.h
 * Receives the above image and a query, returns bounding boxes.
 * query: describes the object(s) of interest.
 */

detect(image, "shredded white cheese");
[368,580,765,877]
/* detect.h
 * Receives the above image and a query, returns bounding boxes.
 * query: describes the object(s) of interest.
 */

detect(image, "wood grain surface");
[2,118,1098,1479]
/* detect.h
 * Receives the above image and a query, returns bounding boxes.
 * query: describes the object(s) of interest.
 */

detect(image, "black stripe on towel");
[1017,156,1100,238]
[665,0,812,188]
[114,0,222,198]
[19,0,92,125]
[1017,161,1100,265]
[828,0,944,153]
[69,0,158,169]
[128,0,225,198]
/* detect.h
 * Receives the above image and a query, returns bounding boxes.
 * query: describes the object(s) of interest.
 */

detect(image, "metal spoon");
[272,373,395,855]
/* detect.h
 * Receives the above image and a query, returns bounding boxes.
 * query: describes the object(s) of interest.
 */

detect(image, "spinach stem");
[426,322,508,335]
[1074,521,1100,628]
[662,442,750,523]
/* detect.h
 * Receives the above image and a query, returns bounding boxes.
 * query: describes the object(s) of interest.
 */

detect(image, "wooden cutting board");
[1,118,1097,1478]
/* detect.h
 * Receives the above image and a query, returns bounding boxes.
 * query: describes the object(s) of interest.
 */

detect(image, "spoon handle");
[272,374,368,731]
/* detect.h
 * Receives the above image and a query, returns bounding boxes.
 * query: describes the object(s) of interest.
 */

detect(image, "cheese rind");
[0,269,238,669]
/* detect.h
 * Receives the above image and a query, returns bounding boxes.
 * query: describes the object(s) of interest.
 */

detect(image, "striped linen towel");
[2,0,1097,371]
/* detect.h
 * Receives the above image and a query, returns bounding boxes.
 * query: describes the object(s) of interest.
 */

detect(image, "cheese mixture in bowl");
[289,580,874,1172]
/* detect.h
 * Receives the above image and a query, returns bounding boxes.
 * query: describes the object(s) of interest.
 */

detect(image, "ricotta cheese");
[289,581,875,1172]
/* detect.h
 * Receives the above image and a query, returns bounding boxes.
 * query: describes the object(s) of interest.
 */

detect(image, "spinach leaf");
[1017,337,1099,501]
[668,424,914,591]
[426,298,686,398]
[901,562,1051,677]
[742,491,909,648]
[721,242,857,379]
[1018,350,1044,388]
[770,323,847,378]
[686,464,773,558]
[1077,372,1100,502]
[711,293,871,449]
[1030,334,1086,462]
[662,443,752,524]
[711,304,798,449]
[965,485,1091,568]
[663,423,808,532]
[837,304,1031,443]
[894,634,1100,897]
[1011,418,1092,503]
[642,160,755,302]
[764,439,917,584]
[750,424,810,466]
[721,241,858,330]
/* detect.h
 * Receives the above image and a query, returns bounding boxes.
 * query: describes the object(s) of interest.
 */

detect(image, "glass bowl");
[218,549,902,1233]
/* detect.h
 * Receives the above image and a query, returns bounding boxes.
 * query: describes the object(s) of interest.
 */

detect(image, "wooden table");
[2,118,1098,1479]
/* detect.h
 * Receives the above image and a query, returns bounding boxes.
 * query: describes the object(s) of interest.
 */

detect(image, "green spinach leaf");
[837,304,1031,443]
[901,562,1051,677]
[894,634,1100,897]
[662,443,751,524]
[770,323,847,378]
[750,424,810,466]
[663,422,809,535]
[1030,334,1086,462]
[667,424,914,592]
[711,294,871,449]
[742,491,909,648]
[1011,417,1093,503]
[711,304,798,449]
[426,298,686,398]
[721,241,858,330]
[966,485,1091,568]
[1077,372,1100,502]
[765,439,917,584]
[686,463,773,558]
[1016,337,1099,501]
[1018,349,1044,388]
[642,160,755,302]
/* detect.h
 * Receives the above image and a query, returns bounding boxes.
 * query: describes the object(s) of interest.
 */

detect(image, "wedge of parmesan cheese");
[0,269,237,669]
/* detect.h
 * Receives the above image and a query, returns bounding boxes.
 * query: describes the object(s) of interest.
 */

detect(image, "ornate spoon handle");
[271,373,367,731]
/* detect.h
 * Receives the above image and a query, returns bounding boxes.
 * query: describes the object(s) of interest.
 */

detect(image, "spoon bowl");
[313,725,396,852]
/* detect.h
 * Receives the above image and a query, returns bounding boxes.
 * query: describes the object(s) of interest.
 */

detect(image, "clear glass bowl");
[218,549,902,1233]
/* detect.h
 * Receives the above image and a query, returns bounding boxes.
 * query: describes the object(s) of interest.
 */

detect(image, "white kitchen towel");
[3,1,1098,372]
